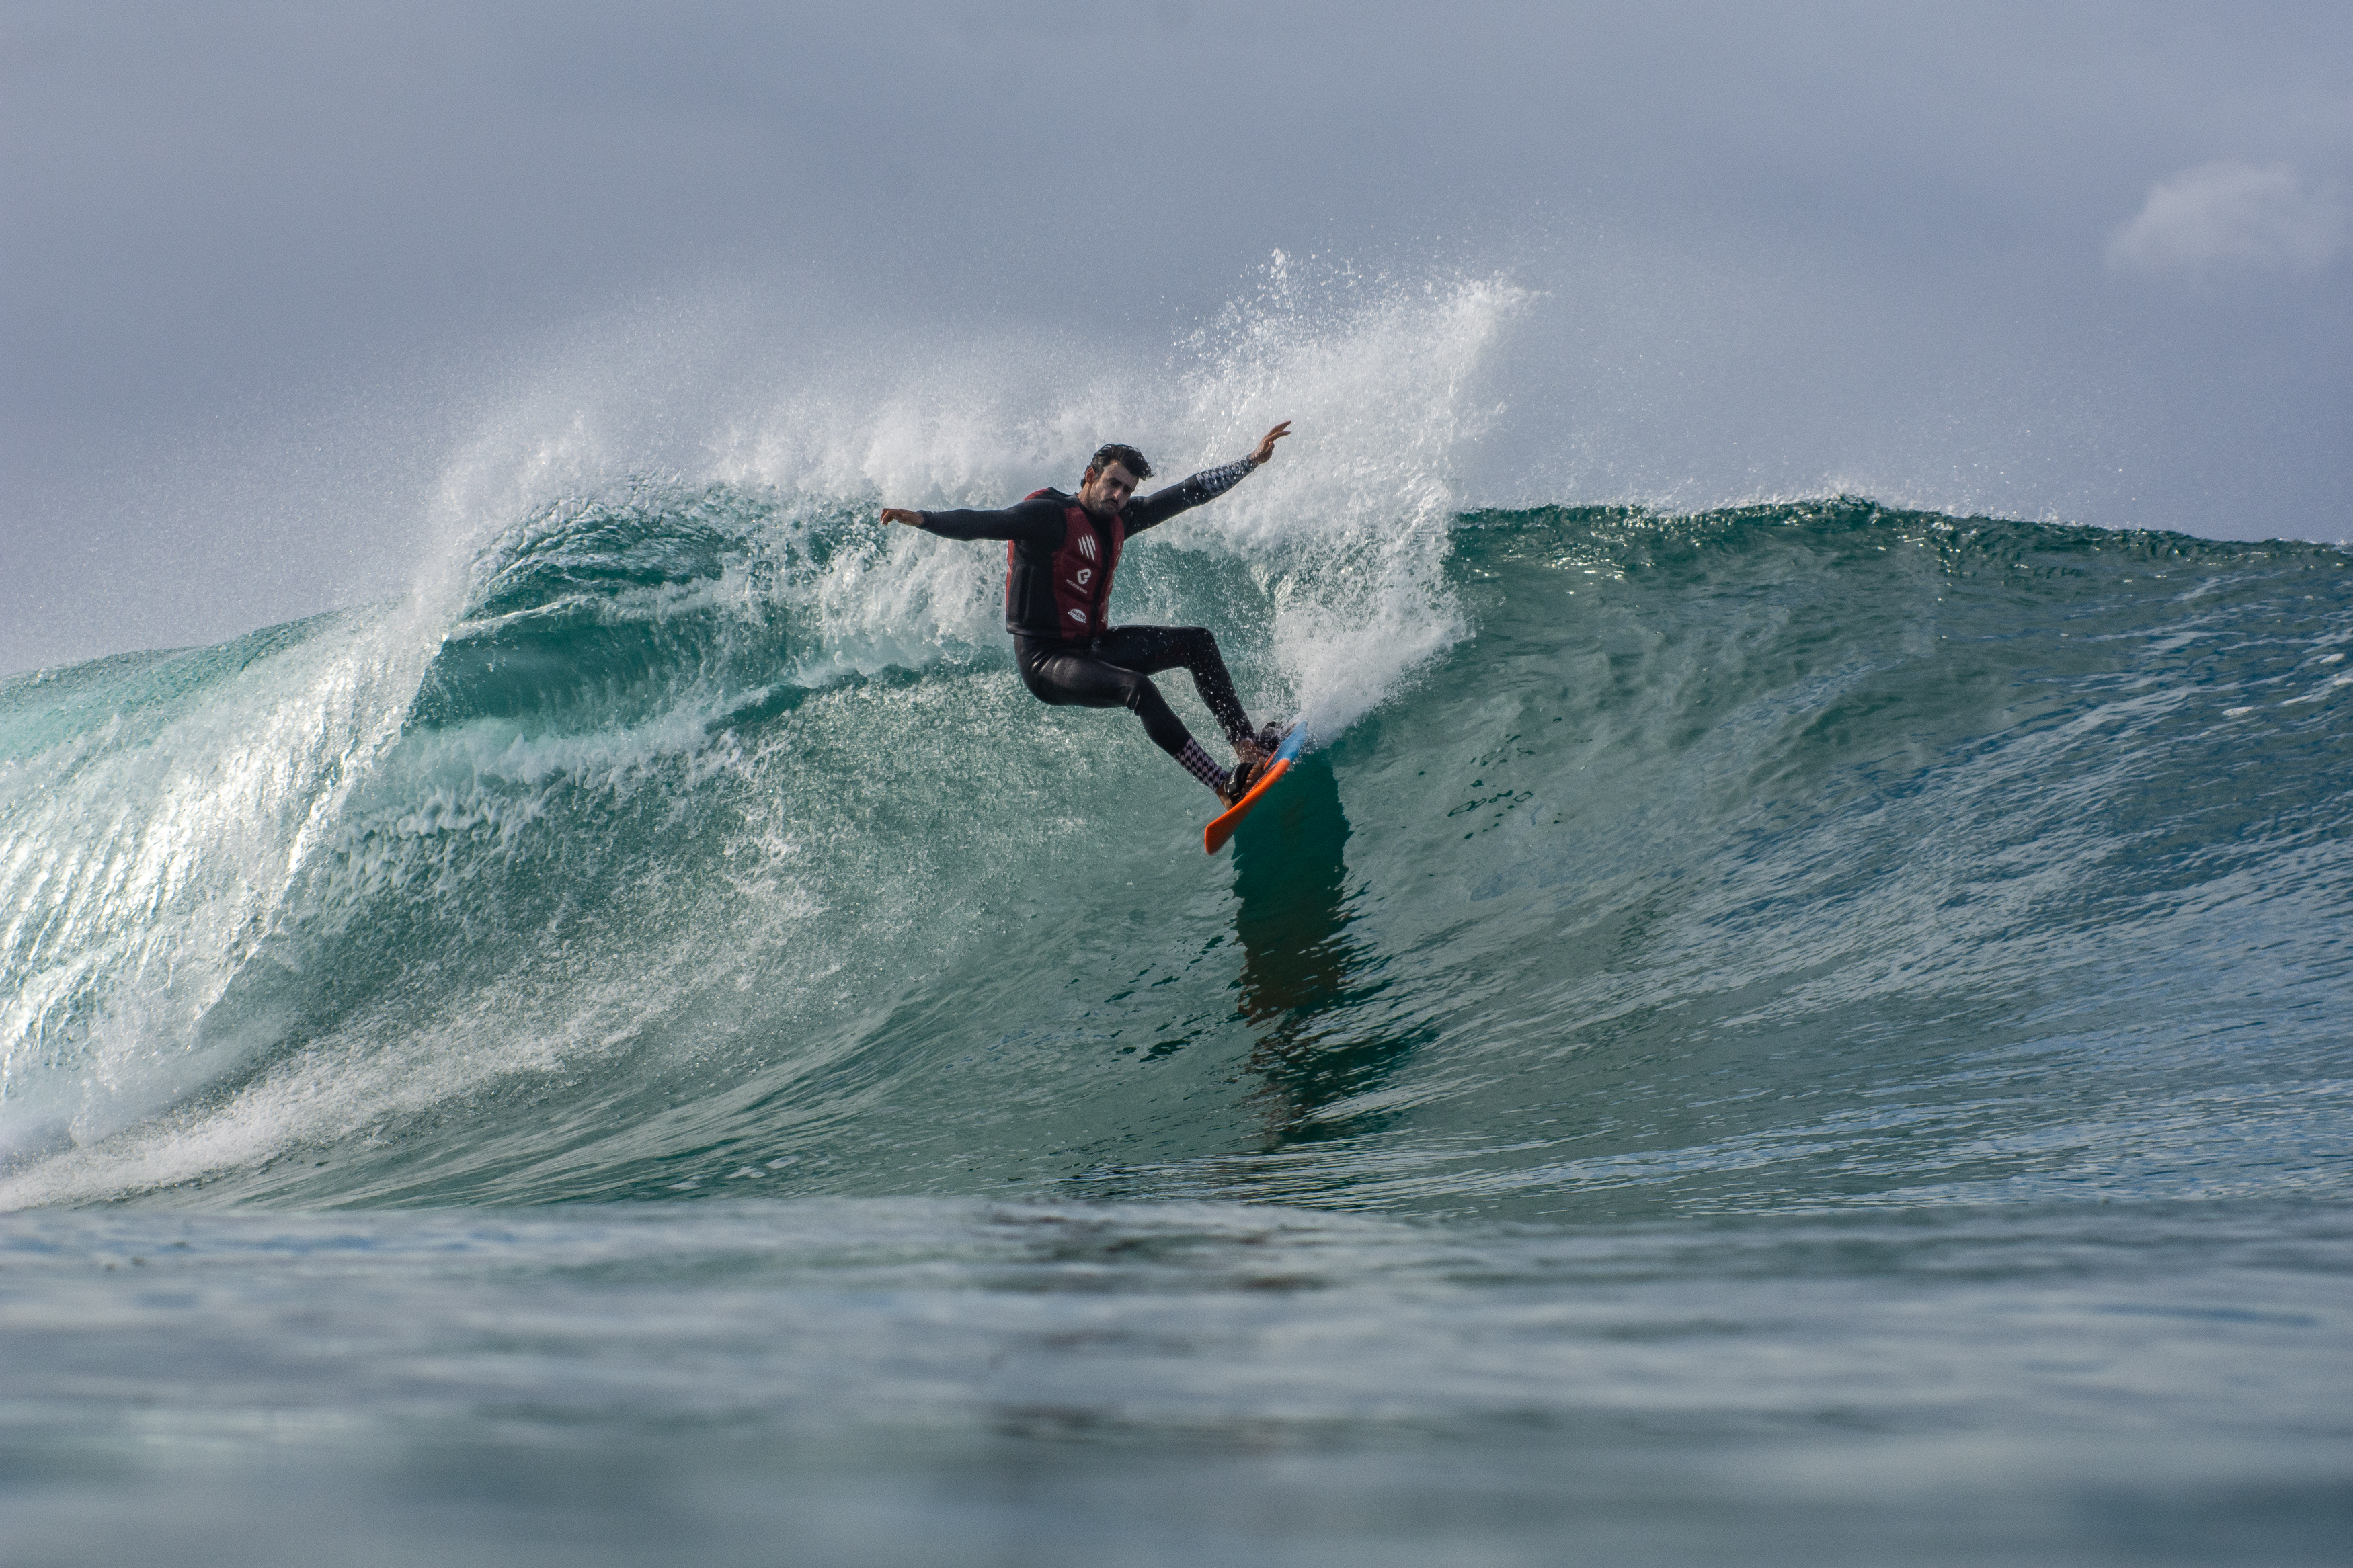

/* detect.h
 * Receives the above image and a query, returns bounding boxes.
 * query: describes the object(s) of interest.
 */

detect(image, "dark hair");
[1086,442,1152,482]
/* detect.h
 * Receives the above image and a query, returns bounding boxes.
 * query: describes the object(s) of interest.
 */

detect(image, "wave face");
[3,492,2349,1212]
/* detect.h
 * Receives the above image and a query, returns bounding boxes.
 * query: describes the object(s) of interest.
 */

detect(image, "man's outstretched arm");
[880,495,1067,544]
[1125,421,1292,534]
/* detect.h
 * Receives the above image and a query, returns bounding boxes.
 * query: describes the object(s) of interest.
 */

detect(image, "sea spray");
[1164,259,1520,739]
[692,258,1522,733]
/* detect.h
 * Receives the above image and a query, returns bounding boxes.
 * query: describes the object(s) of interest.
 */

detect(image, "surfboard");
[1203,725,1306,853]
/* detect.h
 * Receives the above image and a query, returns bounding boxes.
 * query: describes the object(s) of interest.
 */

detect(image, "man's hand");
[1250,421,1292,466]
[881,507,924,528]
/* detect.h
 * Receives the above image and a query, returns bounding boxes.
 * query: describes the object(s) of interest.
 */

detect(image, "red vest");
[1008,489,1124,640]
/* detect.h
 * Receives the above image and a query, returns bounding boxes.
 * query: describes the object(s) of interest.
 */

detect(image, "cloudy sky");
[3,1,2348,672]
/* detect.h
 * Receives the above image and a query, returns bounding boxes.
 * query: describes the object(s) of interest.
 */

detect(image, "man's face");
[1077,462,1140,518]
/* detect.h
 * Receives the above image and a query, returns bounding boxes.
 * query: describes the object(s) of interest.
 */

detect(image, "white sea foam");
[0,602,441,1165]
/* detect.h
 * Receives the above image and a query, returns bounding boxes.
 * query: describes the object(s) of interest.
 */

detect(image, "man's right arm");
[882,497,1067,545]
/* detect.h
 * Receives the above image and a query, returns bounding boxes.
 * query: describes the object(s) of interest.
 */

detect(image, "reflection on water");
[1229,757,1424,1143]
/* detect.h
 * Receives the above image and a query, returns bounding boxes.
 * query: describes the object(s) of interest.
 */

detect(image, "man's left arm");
[1125,421,1291,533]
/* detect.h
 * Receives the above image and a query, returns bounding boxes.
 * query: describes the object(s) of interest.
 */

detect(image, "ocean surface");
[5,478,2351,1561]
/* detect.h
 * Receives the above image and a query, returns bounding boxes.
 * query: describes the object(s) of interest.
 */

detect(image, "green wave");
[3,495,2348,1213]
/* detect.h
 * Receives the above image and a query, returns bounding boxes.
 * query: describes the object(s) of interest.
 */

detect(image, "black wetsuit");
[915,458,1259,758]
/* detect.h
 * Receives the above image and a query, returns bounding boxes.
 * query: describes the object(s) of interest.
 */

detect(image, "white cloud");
[2106,161,2348,277]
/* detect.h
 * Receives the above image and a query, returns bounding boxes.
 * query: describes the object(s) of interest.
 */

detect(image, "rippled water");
[6,1199,2348,1567]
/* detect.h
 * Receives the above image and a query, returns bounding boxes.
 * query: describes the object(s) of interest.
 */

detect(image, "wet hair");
[1085,442,1152,483]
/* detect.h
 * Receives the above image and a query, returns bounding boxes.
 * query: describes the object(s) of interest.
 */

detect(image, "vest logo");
[1074,567,1092,585]
[1068,608,1087,624]
[1077,533,1099,561]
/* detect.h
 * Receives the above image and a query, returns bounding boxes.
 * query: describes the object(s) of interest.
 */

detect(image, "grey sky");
[4,1,2349,672]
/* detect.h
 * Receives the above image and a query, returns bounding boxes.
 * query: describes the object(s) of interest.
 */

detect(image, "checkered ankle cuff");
[1178,740,1230,796]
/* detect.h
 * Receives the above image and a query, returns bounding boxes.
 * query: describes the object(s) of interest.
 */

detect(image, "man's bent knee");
[1113,673,1157,714]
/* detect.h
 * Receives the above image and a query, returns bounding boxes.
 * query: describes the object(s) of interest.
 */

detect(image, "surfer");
[883,421,1292,806]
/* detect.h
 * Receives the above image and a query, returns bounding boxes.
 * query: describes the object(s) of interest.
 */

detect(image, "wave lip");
[1,604,434,1167]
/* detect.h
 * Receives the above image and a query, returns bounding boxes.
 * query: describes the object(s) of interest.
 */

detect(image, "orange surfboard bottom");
[1202,729,1303,853]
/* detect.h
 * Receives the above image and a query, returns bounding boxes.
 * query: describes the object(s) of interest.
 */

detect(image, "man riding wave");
[882,420,1292,806]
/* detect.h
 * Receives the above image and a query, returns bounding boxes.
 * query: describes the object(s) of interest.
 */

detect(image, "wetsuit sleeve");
[1122,456,1258,534]
[914,496,1068,545]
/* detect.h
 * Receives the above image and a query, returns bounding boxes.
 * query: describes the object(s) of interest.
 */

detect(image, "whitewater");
[3,276,2349,1565]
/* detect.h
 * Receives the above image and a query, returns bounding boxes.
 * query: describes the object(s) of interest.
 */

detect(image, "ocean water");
[4,286,2351,1561]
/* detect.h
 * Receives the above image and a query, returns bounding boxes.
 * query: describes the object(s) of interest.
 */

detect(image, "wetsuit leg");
[1015,635,1192,755]
[1014,626,1252,756]
[1088,625,1254,746]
